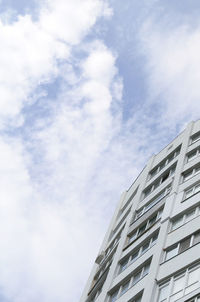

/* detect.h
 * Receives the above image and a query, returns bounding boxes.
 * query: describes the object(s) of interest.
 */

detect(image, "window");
[164,230,200,261]
[185,266,200,294]
[184,182,200,200]
[171,205,200,231]
[170,274,184,301]
[141,241,150,254]
[110,290,118,302]
[119,232,158,275]
[165,245,178,261]
[128,293,143,302]
[179,237,190,253]
[143,262,150,276]
[171,215,183,231]
[187,149,199,162]
[148,214,157,227]
[138,223,147,236]
[128,209,162,244]
[187,295,200,302]
[183,164,200,182]
[158,283,169,302]
[193,231,200,245]
[120,280,130,296]
[148,146,181,180]
[133,186,170,222]
[157,263,200,302]
[185,208,196,222]
[110,260,151,301]
[131,250,139,262]
[132,270,141,285]
[119,258,129,273]
[144,164,176,198]
[190,132,200,144]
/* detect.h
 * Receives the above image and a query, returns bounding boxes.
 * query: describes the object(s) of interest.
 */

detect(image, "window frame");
[157,263,200,302]
[170,205,200,232]
[190,132,200,145]
[134,186,170,222]
[183,182,200,201]
[110,261,151,301]
[119,231,158,275]
[182,163,200,182]
[144,165,176,198]
[148,146,181,180]
[128,209,162,245]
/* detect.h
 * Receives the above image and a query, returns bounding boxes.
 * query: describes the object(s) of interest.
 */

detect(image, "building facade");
[80,120,200,302]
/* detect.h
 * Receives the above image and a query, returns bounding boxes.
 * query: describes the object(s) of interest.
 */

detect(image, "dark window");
[193,231,200,245]
[179,237,191,253]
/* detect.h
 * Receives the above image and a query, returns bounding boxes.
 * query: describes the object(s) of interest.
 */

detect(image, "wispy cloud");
[139,12,200,129]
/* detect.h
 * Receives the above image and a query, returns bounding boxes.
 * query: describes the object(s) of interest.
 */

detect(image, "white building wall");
[80,120,200,302]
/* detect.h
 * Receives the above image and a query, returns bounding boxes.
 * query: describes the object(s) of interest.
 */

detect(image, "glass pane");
[110,290,118,302]
[160,161,166,170]
[172,275,185,294]
[184,170,193,181]
[129,232,137,243]
[171,216,183,230]
[143,262,150,276]
[185,282,199,295]
[191,133,200,143]
[141,241,150,254]
[132,270,141,285]
[120,258,129,272]
[144,187,152,197]
[170,166,176,176]
[135,297,142,302]
[185,208,196,222]
[195,165,200,174]
[120,280,130,295]
[165,245,178,261]
[158,283,169,302]
[152,232,158,244]
[148,215,157,227]
[194,183,200,193]
[167,154,174,163]
[150,168,157,178]
[138,223,147,235]
[131,250,139,262]
[179,237,191,253]
[187,267,200,285]
[188,150,197,161]
[185,188,193,199]
[193,231,200,245]
[169,291,183,302]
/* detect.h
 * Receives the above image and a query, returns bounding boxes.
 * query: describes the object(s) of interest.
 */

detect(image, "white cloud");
[0,0,111,127]
[0,1,120,302]
[140,20,200,127]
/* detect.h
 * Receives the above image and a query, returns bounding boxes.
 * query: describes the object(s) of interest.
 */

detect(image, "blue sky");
[0,1,200,302]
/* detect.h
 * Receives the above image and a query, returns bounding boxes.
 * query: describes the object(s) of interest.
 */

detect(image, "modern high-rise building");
[80,120,200,302]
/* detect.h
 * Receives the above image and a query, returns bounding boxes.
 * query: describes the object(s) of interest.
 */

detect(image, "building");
[80,120,200,302]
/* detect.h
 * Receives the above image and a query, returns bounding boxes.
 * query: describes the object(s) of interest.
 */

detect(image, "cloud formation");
[140,15,200,128]
[1,1,200,302]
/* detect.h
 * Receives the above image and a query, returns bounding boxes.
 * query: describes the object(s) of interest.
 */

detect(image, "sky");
[0,0,200,301]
